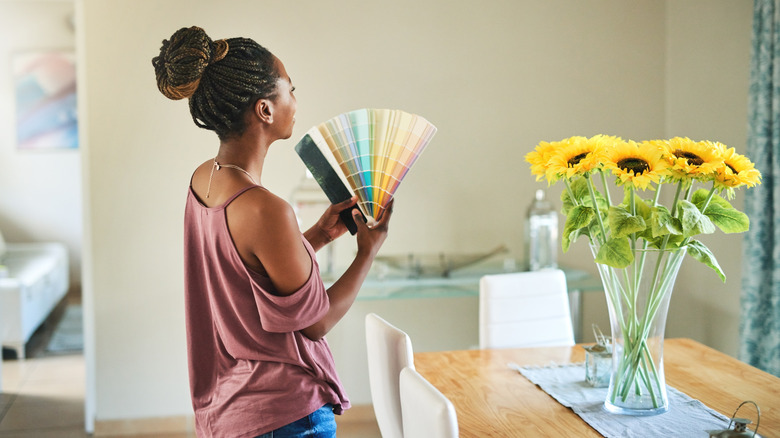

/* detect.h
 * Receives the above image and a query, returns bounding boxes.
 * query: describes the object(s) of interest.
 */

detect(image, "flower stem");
[563,178,579,207]
[607,245,682,411]
[652,181,662,206]
[684,183,694,201]
[600,169,613,206]
[699,183,717,214]
[670,180,684,218]
[649,181,684,300]
[585,174,607,243]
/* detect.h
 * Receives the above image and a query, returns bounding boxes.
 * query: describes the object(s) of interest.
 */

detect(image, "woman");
[152,26,392,438]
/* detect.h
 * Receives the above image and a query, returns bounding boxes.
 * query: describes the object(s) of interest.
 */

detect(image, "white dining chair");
[399,366,459,438]
[365,313,415,438]
[479,269,575,349]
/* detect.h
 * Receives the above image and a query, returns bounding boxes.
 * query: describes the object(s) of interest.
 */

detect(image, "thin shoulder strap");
[222,185,263,208]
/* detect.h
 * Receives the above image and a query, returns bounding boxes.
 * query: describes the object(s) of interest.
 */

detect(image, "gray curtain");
[740,0,780,377]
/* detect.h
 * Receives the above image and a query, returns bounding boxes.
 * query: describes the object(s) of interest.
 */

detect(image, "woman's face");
[271,57,297,140]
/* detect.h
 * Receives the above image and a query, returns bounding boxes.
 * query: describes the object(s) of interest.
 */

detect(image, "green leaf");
[608,206,647,238]
[619,190,652,219]
[564,227,591,252]
[688,189,748,234]
[677,200,716,237]
[561,177,586,214]
[638,196,654,217]
[691,188,711,206]
[701,202,750,234]
[704,203,750,234]
[562,232,573,253]
[562,205,596,252]
[649,205,682,238]
[645,234,686,250]
[692,189,733,211]
[595,237,633,268]
[561,187,574,214]
[686,239,726,283]
[562,177,609,211]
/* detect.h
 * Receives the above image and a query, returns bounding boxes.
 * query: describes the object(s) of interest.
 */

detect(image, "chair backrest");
[479,269,574,349]
[365,313,415,438]
[399,367,458,438]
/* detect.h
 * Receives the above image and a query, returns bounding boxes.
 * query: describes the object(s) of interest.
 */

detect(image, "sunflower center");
[673,150,704,166]
[725,163,738,174]
[617,158,650,175]
[567,152,589,167]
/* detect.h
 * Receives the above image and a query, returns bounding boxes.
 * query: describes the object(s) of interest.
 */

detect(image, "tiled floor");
[1,300,381,437]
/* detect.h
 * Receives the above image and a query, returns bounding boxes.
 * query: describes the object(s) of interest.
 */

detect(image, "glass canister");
[584,343,612,388]
[524,189,558,271]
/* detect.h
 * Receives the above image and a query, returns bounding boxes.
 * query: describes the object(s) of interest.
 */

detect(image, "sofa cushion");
[1,244,65,285]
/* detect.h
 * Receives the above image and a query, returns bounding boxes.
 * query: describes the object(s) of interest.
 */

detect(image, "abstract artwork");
[13,51,78,150]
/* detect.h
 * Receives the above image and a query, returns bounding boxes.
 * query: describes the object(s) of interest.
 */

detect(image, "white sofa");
[0,231,69,359]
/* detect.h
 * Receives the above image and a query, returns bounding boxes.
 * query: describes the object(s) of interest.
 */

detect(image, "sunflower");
[543,135,609,181]
[603,140,668,190]
[660,137,724,182]
[525,140,559,182]
[711,142,762,190]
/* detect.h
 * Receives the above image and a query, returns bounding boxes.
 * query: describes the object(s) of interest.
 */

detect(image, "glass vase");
[590,244,687,416]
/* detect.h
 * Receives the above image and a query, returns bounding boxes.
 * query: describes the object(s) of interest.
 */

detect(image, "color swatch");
[297,108,437,226]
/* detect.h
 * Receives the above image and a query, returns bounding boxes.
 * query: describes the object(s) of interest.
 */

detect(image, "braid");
[152,28,279,139]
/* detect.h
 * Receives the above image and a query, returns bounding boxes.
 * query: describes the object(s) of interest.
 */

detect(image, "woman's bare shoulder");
[231,186,292,218]
[228,187,312,290]
[228,187,300,241]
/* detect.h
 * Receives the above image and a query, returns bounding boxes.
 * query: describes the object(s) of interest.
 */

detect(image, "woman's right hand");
[353,200,393,259]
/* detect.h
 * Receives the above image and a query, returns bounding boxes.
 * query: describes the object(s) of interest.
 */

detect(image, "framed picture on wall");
[12,50,78,150]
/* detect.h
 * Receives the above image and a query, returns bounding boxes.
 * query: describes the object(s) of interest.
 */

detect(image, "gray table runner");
[511,363,731,437]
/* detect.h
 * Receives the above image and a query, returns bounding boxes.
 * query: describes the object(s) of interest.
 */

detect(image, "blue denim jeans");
[255,404,336,438]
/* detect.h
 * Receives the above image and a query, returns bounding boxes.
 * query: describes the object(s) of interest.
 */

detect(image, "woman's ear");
[254,98,273,124]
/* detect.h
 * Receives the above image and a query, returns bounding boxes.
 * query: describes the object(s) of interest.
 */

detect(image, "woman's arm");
[301,205,392,340]
[228,190,392,340]
[229,189,314,294]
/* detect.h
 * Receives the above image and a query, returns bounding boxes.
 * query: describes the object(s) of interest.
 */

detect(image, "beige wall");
[75,0,752,426]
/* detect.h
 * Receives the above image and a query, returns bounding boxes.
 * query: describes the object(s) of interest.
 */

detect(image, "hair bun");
[212,39,229,63]
[152,26,225,100]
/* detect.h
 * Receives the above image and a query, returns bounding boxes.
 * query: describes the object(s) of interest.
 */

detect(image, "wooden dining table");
[414,338,779,437]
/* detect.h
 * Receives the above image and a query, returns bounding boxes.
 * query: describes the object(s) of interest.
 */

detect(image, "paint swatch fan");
[295,108,437,233]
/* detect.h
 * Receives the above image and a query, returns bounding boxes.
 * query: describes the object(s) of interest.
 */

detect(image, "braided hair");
[152,26,279,140]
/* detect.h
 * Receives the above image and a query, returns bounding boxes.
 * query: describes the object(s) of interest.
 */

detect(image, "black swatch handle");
[295,134,365,235]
